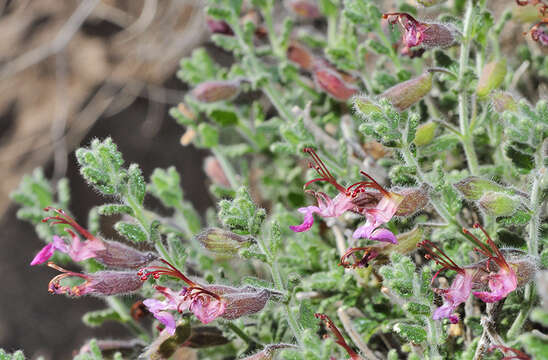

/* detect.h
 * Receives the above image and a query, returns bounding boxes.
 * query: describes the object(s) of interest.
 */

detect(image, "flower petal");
[156,311,177,335]
[370,228,398,244]
[289,206,320,232]
[30,243,56,266]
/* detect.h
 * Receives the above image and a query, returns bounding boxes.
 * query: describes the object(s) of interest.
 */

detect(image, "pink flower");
[290,148,401,241]
[464,224,518,303]
[30,208,105,265]
[139,260,269,328]
[420,224,518,323]
[419,239,477,324]
[31,207,156,269]
[383,13,458,54]
[352,194,403,243]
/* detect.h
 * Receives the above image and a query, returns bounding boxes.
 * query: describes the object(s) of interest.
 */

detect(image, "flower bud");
[380,70,434,111]
[478,191,522,217]
[352,96,382,118]
[95,239,157,269]
[453,176,507,200]
[192,80,241,103]
[47,263,143,296]
[313,65,359,101]
[206,17,234,35]
[394,183,431,216]
[196,228,254,255]
[491,91,518,113]
[285,0,321,19]
[287,41,315,71]
[413,121,437,146]
[205,285,272,320]
[185,327,230,348]
[476,59,507,98]
[242,344,297,360]
[204,156,231,188]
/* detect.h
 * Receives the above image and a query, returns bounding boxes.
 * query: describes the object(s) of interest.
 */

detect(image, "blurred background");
[0,1,213,358]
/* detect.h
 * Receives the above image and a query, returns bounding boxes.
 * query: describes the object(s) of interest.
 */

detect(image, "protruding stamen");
[418,240,464,275]
[302,148,347,193]
[138,259,196,287]
[339,247,378,268]
[47,262,91,295]
[42,207,96,241]
[471,223,510,269]
[315,313,361,360]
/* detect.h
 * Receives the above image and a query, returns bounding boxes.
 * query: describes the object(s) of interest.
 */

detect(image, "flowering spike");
[315,313,363,360]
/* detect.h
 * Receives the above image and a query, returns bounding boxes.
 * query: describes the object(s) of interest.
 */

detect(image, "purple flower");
[290,148,401,241]
[419,239,477,323]
[420,224,519,323]
[139,260,269,328]
[464,224,518,303]
[30,208,105,265]
[352,194,403,243]
[31,207,156,269]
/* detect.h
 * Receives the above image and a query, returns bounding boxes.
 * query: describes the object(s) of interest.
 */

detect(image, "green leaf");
[128,164,146,205]
[115,222,147,243]
[97,204,134,216]
[530,308,548,327]
[198,123,219,148]
[518,332,548,359]
[82,308,123,327]
[298,301,317,330]
[421,134,459,156]
[393,323,427,343]
[209,109,239,126]
[177,48,219,85]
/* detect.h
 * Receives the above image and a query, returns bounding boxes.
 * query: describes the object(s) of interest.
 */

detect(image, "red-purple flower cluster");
[419,224,519,324]
[138,259,271,334]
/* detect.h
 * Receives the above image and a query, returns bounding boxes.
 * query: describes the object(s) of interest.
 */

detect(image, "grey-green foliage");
[11,168,70,241]
[218,187,266,236]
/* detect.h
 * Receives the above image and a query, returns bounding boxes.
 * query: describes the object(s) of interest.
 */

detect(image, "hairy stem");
[458,0,480,175]
[507,149,544,337]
